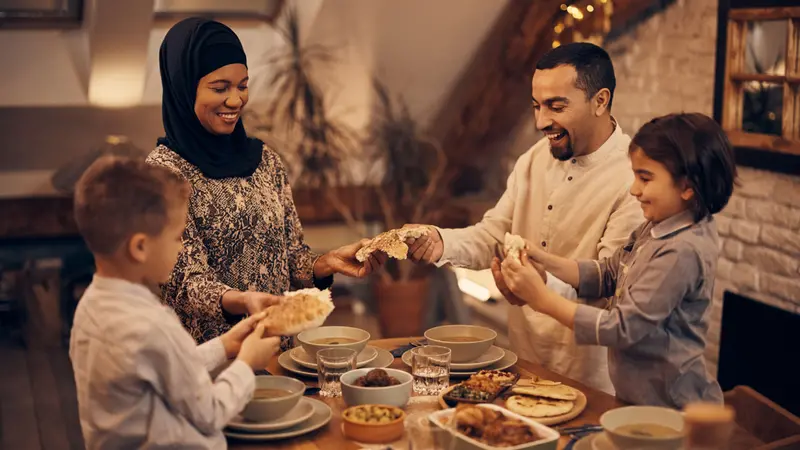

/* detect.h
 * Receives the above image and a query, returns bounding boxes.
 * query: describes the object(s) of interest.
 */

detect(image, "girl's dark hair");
[630,113,738,221]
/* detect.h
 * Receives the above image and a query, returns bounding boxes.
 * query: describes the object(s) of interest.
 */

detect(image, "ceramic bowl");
[424,325,496,363]
[342,404,406,444]
[296,326,370,359]
[240,376,305,423]
[600,406,685,450]
[340,368,413,408]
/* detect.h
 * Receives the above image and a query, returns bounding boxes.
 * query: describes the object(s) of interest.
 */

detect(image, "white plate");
[451,346,505,370]
[226,397,315,433]
[572,431,616,450]
[400,348,518,377]
[278,347,394,378]
[224,397,331,441]
[289,345,378,370]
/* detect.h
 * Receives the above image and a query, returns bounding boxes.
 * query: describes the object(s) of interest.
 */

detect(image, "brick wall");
[605,0,800,375]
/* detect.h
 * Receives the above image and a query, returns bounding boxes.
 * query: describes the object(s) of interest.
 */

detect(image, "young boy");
[69,157,281,448]
[498,113,736,408]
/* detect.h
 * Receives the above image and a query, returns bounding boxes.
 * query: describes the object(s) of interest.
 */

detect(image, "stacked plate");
[224,397,332,441]
[278,345,395,378]
[400,345,518,377]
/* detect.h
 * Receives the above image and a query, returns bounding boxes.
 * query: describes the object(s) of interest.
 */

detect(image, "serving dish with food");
[341,404,406,444]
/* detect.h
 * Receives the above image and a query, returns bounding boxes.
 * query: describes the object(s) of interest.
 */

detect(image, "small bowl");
[341,368,413,408]
[241,376,305,423]
[342,404,406,444]
[424,325,496,363]
[296,326,370,359]
[600,406,685,450]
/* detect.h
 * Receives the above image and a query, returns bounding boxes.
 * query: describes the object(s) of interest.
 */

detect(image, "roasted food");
[472,370,518,386]
[452,404,542,447]
[444,370,517,405]
[353,369,401,387]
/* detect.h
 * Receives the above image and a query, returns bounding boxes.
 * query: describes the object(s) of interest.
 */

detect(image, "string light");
[551,0,613,49]
[587,5,594,12]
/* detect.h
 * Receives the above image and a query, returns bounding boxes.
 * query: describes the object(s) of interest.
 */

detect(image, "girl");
[499,113,736,408]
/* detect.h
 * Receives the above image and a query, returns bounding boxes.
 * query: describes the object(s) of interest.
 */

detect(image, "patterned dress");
[146,144,332,345]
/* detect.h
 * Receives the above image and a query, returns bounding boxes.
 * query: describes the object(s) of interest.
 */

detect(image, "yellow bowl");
[342,404,406,444]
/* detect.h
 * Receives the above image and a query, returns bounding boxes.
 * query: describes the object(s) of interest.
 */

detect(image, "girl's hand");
[500,253,547,308]
[490,257,526,306]
[220,311,266,358]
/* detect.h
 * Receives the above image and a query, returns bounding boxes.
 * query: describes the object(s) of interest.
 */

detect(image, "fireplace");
[718,291,800,417]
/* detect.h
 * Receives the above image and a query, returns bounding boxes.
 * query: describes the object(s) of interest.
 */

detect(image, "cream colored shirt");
[438,123,643,394]
[69,276,255,449]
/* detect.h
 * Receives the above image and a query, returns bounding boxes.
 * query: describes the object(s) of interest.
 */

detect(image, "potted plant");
[362,78,448,337]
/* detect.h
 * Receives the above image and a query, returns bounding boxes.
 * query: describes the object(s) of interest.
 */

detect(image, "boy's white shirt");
[436,122,643,395]
[69,275,254,449]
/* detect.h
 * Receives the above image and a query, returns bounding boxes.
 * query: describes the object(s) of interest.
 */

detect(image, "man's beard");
[549,136,574,161]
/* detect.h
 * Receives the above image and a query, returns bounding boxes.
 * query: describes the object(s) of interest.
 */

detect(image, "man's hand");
[500,253,548,309]
[404,224,444,264]
[220,312,266,358]
[491,257,526,306]
[236,324,282,370]
[315,240,388,279]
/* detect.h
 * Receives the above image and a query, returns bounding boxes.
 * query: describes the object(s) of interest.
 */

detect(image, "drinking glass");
[411,345,451,395]
[405,412,457,450]
[315,348,357,398]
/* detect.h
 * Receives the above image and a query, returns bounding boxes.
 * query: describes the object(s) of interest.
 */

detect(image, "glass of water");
[411,345,451,395]
[315,348,357,398]
[405,412,457,450]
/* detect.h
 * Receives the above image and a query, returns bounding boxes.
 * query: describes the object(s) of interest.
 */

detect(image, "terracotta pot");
[373,277,430,338]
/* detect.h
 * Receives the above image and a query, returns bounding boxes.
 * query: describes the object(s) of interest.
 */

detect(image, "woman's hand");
[491,257,527,306]
[314,240,388,279]
[220,311,266,358]
[221,290,283,316]
[500,253,548,308]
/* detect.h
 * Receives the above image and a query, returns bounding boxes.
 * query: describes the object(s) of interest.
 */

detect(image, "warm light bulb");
[552,40,561,48]
[554,23,565,33]
[587,5,594,12]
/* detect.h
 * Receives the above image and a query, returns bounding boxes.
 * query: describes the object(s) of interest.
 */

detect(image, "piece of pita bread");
[516,377,562,387]
[506,395,574,418]
[510,384,578,401]
[355,226,429,262]
[259,288,334,335]
[504,233,526,263]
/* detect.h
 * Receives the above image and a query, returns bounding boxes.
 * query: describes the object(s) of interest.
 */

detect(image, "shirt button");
[547,205,553,210]
[541,241,547,247]
[571,159,577,164]
[567,176,573,181]
[623,265,629,274]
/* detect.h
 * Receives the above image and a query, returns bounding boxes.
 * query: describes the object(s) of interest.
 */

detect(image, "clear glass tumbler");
[315,348,357,398]
[410,345,451,396]
[405,412,457,450]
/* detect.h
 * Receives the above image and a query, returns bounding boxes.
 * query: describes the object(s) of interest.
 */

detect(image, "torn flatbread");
[506,395,574,418]
[516,377,562,387]
[504,233,526,263]
[355,226,429,262]
[260,288,334,335]
[510,384,578,401]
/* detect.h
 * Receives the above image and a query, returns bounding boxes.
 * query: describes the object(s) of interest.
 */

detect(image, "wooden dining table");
[228,337,625,449]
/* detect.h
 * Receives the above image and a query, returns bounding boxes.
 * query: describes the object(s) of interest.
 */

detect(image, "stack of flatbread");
[259,288,334,335]
[505,377,578,419]
[355,226,429,262]
[504,233,526,263]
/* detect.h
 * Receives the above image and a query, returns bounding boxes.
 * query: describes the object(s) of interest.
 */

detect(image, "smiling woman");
[146,18,386,345]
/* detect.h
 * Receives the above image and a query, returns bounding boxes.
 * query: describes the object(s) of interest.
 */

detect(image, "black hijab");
[157,17,262,179]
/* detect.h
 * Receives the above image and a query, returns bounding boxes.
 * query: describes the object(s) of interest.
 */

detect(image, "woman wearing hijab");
[147,17,384,345]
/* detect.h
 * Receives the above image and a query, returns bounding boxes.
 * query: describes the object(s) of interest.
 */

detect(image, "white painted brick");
[742,246,799,278]
[731,263,759,291]
[760,225,800,256]
[773,178,800,208]
[716,258,734,280]
[761,274,800,305]
[745,200,800,229]
[721,196,747,218]
[736,170,777,199]
[715,215,731,235]
[721,240,743,261]
[729,220,760,244]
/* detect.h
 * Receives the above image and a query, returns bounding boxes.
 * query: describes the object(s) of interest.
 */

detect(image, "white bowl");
[600,406,685,450]
[296,326,370,359]
[428,404,559,449]
[424,325,496,363]
[340,368,413,408]
[241,376,305,423]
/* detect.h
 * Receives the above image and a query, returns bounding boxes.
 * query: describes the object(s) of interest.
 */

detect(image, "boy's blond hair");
[74,157,190,255]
